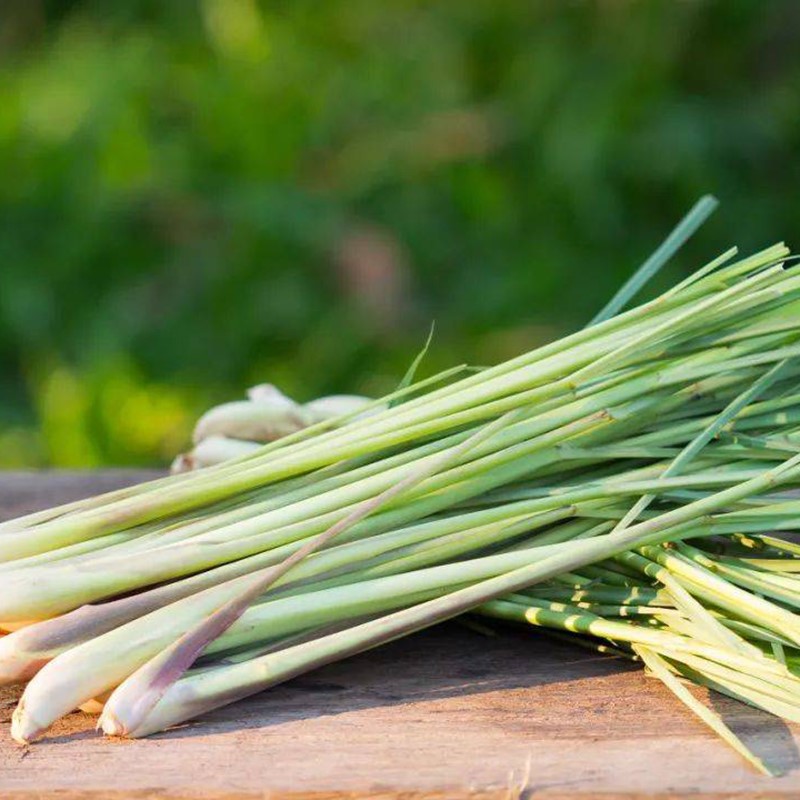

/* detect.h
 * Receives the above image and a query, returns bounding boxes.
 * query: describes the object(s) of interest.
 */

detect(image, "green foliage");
[1,0,799,466]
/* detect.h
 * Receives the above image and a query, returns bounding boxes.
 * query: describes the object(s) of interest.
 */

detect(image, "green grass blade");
[634,644,774,776]
[589,195,719,326]
[389,322,436,407]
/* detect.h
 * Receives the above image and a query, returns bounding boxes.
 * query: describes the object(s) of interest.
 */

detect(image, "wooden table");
[1,471,799,799]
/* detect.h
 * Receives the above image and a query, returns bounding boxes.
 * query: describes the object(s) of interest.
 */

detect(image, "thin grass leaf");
[389,322,436,408]
[633,644,774,776]
[589,195,719,326]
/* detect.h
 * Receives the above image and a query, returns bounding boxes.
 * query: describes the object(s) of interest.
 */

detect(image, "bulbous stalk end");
[99,708,128,737]
[10,698,47,745]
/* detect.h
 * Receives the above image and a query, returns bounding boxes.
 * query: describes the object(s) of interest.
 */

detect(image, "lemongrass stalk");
[657,615,747,650]
[0,529,145,573]
[505,518,615,553]
[530,585,667,605]
[483,599,794,683]
[90,406,556,736]
[717,498,800,524]
[626,405,800,451]
[0,332,776,564]
[681,342,800,386]
[707,558,800,589]
[676,546,800,608]
[0,363,616,561]
[5,254,790,555]
[574,265,787,386]
[9,375,702,611]
[633,645,772,776]
[107,556,792,740]
[0,495,271,574]
[349,246,783,429]
[501,590,661,611]
[9,243,800,742]
[291,514,609,598]
[515,602,675,618]
[11,407,526,739]
[0,423,472,560]
[97,577,667,738]
[15,532,594,742]
[0,410,733,624]
[719,430,800,454]
[229,363,470,455]
[710,307,800,349]
[532,469,775,500]
[722,557,800,573]
[0,504,579,683]
[0,408,614,620]
[671,314,800,360]
[544,558,648,585]
[10,246,785,544]
[618,551,760,658]
[94,454,800,738]
[548,572,594,588]
[296,517,613,597]
[755,535,800,556]
[185,362,469,479]
[7,241,800,708]
[680,547,800,598]
[636,544,800,642]
[458,455,747,506]
[590,555,649,577]
[205,542,639,656]
[268,508,587,601]
[686,543,800,577]
[576,376,800,461]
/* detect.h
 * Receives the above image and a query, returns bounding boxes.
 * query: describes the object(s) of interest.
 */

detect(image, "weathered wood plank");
[1,471,799,799]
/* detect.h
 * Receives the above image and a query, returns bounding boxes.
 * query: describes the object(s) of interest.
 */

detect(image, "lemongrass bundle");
[5,200,800,772]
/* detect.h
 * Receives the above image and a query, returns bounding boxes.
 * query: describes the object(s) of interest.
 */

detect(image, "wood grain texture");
[1,471,800,799]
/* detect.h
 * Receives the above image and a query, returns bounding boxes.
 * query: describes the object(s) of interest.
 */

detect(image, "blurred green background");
[1,0,799,467]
